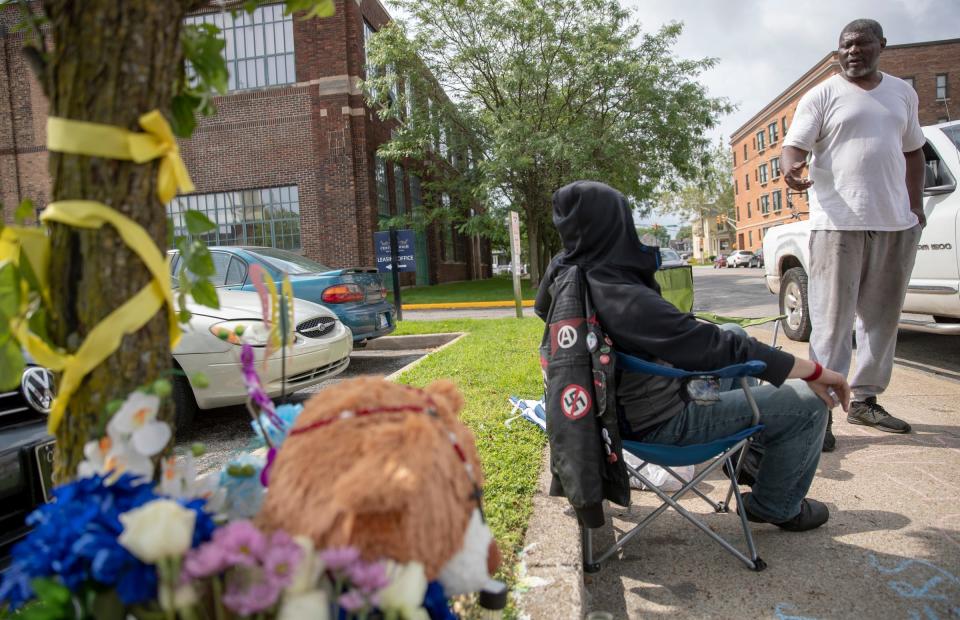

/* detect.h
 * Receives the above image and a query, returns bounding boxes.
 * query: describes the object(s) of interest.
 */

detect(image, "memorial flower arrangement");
[0,348,452,620]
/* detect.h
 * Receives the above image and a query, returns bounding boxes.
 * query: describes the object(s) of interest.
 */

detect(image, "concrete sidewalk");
[518,328,960,619]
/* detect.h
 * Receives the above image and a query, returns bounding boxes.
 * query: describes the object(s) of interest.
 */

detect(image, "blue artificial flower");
[423,581,458,620]
[251,402,304,447]
[0,472,218,610]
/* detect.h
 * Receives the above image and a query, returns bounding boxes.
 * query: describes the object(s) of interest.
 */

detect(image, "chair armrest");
[615,351,767,379]
[695,312,786,328]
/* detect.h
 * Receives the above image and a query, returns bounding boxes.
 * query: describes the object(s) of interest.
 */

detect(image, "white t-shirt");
[783,73,925,231]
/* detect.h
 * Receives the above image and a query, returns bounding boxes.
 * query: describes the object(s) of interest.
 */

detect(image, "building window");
[745,173,750,191]
[768,122,778,144]
[736,206,741,221]
[743,143,747,160]
[748,230,753,246]
[782,115,787,135]
[771,157,781,178]
[772,189,782,212]
[760,194,770,214]
[733,150,737,167]
[787,191,794,209]
[734,179,739,195]
[168,185,301,250]
[756,130,766,151]
[936,74,948,100]
[746,201,751,218]
[186,4,295,92]
[759,164,768,185]
[375,156,390,218]
[902,76,915,90]
[363,19,375,63]
[393,165,405,214]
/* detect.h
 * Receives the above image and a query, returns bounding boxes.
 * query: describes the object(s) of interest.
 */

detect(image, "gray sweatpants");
[807,227,921,402]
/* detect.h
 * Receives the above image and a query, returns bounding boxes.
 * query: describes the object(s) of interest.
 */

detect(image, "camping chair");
[578,265,784,573]
[580,353,768,573]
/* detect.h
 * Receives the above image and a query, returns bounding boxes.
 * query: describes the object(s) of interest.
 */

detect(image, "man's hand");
[807,367,851,412]
[784,161,814,192]
[911,207,927,228]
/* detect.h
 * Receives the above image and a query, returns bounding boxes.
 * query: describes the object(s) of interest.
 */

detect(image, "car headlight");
[209,320,272,346]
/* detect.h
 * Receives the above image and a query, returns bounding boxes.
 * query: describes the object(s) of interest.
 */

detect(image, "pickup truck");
[763,120,960,341]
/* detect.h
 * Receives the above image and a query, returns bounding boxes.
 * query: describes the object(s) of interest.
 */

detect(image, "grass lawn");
[392,318,546,582]
[389,275,538,305]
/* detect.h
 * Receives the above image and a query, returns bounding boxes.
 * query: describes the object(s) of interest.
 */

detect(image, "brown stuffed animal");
[258,377,501,594]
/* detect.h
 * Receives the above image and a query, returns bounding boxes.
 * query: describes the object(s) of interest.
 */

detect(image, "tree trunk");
[41,1,188,479]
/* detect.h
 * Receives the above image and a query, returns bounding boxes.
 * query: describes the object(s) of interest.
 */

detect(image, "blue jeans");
[637,326,828,522]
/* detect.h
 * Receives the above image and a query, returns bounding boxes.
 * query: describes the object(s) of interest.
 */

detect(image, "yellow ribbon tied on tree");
[47,110,194,204]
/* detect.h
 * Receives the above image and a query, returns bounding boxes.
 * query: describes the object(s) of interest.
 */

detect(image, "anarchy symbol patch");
[560,384,592,420]
[557,325,578,349]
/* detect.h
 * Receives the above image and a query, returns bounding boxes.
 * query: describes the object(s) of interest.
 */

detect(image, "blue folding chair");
[580,353,768,573]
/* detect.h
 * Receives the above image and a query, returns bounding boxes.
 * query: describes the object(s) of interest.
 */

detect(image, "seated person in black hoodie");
[536,181,849,531]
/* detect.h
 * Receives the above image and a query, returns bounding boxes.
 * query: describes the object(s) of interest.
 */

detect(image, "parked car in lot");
[763,120,960,341]
[170,247,395,345]
[1,362,56,565]
[749,249,765,269]
[726,250,755,268]
[658,247,688,268]
[172,290,353,429]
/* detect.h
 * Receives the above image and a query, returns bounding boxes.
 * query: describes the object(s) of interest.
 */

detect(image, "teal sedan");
[170,246,395,344]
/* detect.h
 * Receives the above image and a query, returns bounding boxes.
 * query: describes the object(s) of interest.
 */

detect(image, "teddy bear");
[257,377,501,596]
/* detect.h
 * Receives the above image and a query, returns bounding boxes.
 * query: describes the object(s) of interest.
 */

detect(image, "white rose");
[278,590,331,620]
[119,499,196,563]
[379,561,429,620]
[286,536,324,595]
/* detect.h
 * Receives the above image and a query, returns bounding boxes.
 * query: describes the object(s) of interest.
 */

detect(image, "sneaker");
[739,492,829,532]
[822,410,836,452]
[847,397,911,434]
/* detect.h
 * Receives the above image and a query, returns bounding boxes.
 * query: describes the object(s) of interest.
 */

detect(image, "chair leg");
[728,476,765,571]
[581,522,601,573]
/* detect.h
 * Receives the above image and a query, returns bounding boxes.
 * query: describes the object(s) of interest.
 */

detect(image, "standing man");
[782,19,926,451]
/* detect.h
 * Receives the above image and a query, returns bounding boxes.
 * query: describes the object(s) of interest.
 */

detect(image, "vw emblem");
[21,367,55,414]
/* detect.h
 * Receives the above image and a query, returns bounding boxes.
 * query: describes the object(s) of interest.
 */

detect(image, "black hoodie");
[536,181,795,436]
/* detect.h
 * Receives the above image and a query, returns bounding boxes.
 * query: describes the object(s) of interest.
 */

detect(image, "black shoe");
[739,492,829,532]
[847,397,911,433]
[822,410,836,452]
[722,445,763,487]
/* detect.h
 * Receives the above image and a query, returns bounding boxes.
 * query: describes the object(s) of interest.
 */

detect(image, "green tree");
[635,225,670,248]
[655,140,735,225]
[3,0,331,479]
[365,0,729,286]
[676,224,693,240]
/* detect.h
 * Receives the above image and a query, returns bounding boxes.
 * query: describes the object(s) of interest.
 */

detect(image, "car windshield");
[248,248,333,275]
[660,248,681,261]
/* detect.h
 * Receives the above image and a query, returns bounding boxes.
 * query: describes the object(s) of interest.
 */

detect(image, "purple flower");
[261,531,303,588]
[338,589,366,613]
[347,560,389,594]
[183,542,229,579]
[241,344,276,420]
[222,566,281,616]
[320,546,361,573]
[212,520,266,567]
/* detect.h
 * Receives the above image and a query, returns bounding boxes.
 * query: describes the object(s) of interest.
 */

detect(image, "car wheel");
[172,372,199,436]
[779,267,812,342]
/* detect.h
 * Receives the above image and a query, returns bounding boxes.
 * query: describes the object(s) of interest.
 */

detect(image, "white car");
[171,290,353,428]
[763,121,960,341]
[726,250,755,268]
[658,248,688,268]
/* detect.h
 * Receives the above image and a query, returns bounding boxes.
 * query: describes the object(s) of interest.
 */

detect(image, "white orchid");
[77,391,172,482]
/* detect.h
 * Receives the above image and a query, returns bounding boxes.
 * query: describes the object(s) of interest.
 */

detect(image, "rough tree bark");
[40,0,192,479]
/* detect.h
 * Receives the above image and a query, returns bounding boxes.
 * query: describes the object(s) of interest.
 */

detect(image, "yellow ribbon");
[47,110,195,204]
[10,202,182,433]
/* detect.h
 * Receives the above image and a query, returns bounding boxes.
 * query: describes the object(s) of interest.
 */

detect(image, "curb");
[400,300,536,310]
[516,446,585,620]
[384,332,467,380]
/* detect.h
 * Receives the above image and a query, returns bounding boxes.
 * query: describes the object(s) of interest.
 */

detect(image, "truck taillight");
[321,284,364,303]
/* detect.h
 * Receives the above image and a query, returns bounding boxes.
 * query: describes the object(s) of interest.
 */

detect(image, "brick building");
[730,38,959,252]
[0,1,491,285]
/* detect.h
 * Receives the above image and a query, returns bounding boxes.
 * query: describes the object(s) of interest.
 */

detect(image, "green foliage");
[636,225,671,248]
[14,198,34,224]
[172,236,220,320]
[366,0,730,279]
[655,140,735,222]
[172,23,228,138]
[389,275,537,304]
